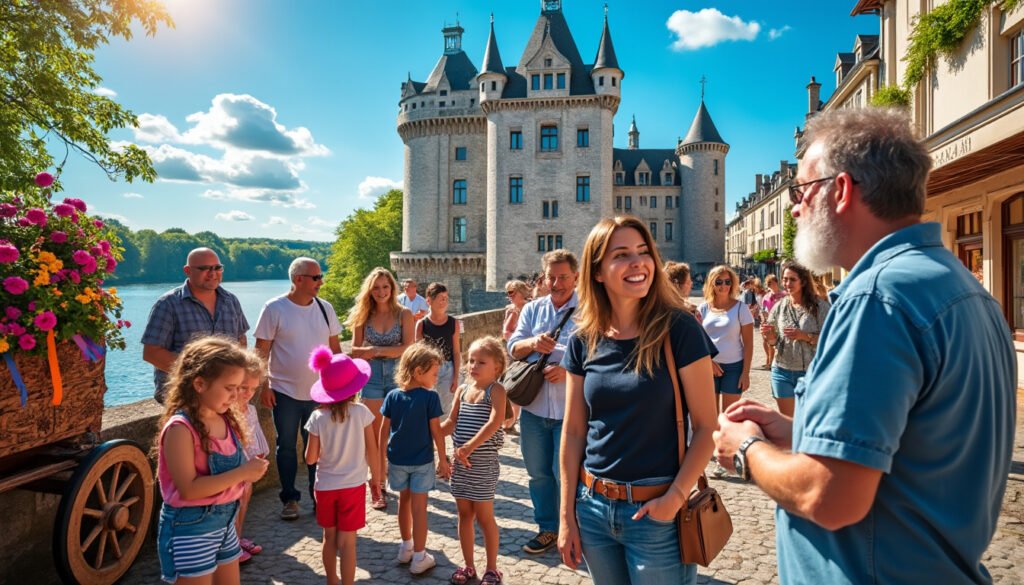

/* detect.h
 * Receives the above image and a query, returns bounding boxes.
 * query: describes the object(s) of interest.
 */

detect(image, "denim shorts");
[713,360,745,395]
[361,358,397,400]
[157,502,241,583]
[771,366,805,399]
[388,461,436,493]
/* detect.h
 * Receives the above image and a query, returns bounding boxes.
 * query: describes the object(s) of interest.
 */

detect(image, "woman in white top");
[696,265,753,412]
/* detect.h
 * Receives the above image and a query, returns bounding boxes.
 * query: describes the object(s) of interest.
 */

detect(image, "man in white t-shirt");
[255,257,343,521]
[397,278,428,320]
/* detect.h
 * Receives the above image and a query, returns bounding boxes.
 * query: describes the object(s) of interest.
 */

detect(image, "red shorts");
[314,484,367,531]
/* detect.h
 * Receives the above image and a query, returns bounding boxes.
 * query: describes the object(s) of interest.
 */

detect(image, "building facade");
[726,161,796,277]
[392,1,727,312]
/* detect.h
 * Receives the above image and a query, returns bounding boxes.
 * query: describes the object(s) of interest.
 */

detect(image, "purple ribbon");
[71,334,105,362]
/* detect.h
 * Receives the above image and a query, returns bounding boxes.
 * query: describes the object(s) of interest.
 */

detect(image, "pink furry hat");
[307,346,371,404]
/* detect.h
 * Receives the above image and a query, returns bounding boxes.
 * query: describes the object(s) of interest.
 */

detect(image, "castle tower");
[677,99,728,272]
[628,115,639,149]
[478,15,507,104]
[590,7,622,98]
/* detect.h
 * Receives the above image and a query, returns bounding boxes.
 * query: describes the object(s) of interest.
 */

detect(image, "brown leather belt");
[580,468,672,503]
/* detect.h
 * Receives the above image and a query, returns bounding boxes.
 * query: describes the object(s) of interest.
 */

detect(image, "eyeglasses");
[192,264,224,272]
[788,177,834,205]
[714,279,732,286]
[301,274,324,281]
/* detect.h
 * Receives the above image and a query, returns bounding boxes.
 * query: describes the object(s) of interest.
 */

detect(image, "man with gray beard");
[713,108,1015,584]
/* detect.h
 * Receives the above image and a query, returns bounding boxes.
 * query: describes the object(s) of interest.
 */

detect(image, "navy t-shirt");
[380,387,443,466]
[561,310,716,482]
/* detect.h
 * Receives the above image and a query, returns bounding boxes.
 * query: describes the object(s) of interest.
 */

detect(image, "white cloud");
[264,216,288,226]
[94,211,130,224]
[768,26,792,40]
[666,9,760,51]
[94,87,117,98]
[215,210,255,222]
[182,94,329,157]
[123,192,144,199]
[358,176,401,199]
[133,114,182,143]
[308,216,334,227]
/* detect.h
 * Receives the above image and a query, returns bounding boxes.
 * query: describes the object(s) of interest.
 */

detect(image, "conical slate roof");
[593,14,619,70]
[480,17,506,76]
[682,101,726,145]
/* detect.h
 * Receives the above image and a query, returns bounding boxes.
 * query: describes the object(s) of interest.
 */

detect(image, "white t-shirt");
[304,403,375,491]
[697,300,754,364]
[254,294,343,400]
[398,293,428,316]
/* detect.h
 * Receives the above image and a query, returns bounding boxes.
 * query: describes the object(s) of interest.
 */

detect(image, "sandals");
[481,569,503,584]
[369,482,387,510]
[240,538,263,555]
[450,566,477,584]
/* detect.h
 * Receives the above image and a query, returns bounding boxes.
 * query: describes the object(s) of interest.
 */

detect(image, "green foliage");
[782,207,797,260]
[751,248,779,264]
[320,189,403,318]
[0,0,173,189]
[870,85,912,108]
[903,0,1021,88]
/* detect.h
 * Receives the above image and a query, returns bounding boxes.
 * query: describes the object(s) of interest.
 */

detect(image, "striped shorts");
[157,502,241,583]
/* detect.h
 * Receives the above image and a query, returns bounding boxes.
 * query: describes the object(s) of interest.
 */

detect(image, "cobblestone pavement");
[121,334,1024,584]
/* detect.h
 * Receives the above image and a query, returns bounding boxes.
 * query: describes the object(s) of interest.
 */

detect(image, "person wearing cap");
[304,346,380,585]
[255,257,344,521]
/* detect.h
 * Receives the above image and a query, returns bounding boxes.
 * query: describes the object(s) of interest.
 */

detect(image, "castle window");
[651,197,657,209]
[453,217,467,243]
[540,125,559,151]
[665,222,673,241]
[440,90,448,96]
[638,172,651,185]
[1013,29,1024,87]
[480,83,484,91]
[666,196,673,209]
[649,222,657,241]
[452,180,467,205]
[455,147,467,161]
[544,74,553,90]
[557,73,566,89]
[663,172,674,184]
[577,128,589,147]
[545,58,553,67]
[509,177,523,204]
[491,81,497,91]
[675,196,680,208]
[576,176,591,202]
[536,234,564,252]
[510,130,523,150]
[542,200,559,219]
[714,220,719,229]
[640,196,647,206]
[615,172,624,185]
[713,160,719,176]
[599,76,605,86]
[439,101,445,108]
[715,202,719,212]
[625,196,632,211]
[612,77,617,87]
[412,103,417,110]
[615,196,622,210]
[470,99,475,106]
[531,75,541,90]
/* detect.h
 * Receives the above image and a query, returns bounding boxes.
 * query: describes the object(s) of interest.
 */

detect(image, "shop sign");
[934,136,972,167]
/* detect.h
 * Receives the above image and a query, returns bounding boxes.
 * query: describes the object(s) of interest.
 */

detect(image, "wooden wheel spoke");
[82,524,103,552]
[114,471,139,501]
[122,522,137,534]
[92,476,108,506]
[82,507,103,519]
[108,530,123,559]
[107,463,122,502]
[121,496,140,508]
[94,529,108,570]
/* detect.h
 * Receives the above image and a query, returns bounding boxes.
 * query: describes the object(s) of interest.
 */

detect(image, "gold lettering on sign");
[934,136,972,167]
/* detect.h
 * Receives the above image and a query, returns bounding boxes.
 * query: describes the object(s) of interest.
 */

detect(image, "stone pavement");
[120,333,1024,584]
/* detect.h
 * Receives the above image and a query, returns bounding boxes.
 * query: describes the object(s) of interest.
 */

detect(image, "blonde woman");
[346,267,415,510]
[558,217,717,585]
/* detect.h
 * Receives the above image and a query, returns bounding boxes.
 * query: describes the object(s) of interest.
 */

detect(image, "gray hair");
[803,108,931,220]
[288,257,320,281]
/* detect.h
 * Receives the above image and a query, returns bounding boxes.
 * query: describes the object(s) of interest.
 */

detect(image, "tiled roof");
[613,149,680,186]
[424,50,479,92]
[517,10,596,96]
[681,101,726,146]
[593,16,619,71]
[480,19,506,76]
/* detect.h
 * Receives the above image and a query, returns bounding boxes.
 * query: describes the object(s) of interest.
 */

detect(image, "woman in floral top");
[760,263,830,417]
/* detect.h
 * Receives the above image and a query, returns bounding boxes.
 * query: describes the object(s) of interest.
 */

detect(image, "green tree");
[0,0,173,189]
[321,189,402,318]
[782,205,797,260]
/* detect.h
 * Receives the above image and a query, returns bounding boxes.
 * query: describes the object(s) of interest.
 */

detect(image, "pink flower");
[34,173,54,188]
[0,204,16,218]
[93,219,104,229]
[5,307,21,320]
[124,320,132,328]
[63,198,87,213]
[18,334,36,351]
[76,228,85,238]
[81,257,98,274]
[0,245,18,263]
[72,250,92,266]
[25,208,47,227]
[17,217,31,227]
[53,204,75,218]
[27,301,35,311]
[33,311,57,332]
[105,257,118,272]
[90,245,103,256]
[49,272,63,283]
[3,277,28,295]
[98,240,111,253]
[50,231,67,243]
[68,271,81,284]
[9,323,26,337]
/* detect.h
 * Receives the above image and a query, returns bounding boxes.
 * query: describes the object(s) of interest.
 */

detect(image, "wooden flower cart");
[0,342,154,584]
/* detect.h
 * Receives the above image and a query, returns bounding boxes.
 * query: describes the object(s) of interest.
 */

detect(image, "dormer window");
[663,172,674,184]
[440,90,448,96]
[545,58,553,67]
[638,172,651,185]
[557,73,566,89]
[615,172,624,185]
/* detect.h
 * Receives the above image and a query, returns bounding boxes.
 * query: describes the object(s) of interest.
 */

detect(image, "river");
[104,279,289,406]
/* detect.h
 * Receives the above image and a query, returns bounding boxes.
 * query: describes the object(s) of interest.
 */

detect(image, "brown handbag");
[502,307,575,406]
[663,337,733,567]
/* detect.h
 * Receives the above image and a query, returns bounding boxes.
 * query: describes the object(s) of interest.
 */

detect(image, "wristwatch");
[733,436,765,481]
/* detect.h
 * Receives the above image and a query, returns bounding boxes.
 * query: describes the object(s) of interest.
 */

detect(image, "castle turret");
[478,15,507,103]
[628,115,639,149]
[590,7,622,97]
[677,99,729,270]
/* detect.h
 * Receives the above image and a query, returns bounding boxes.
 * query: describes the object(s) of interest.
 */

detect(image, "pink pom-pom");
[309,345,333,372]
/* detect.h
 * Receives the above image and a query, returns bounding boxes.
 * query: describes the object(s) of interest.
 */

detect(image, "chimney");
[780,160,788,176]
[755,174,763,192]
[807,76,821,115]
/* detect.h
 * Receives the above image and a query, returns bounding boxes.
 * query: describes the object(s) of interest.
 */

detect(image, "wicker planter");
[0,342,106,460]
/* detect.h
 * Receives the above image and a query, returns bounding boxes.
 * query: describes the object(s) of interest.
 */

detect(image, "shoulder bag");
[663,335,733,567]
[502,307,575,406]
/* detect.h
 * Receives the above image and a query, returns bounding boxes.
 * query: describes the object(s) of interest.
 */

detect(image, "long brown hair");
[345,267,402,329]
[324,395,358,423]
[157,336,250,454]
[575,216,683,376]
[782,262,820,319]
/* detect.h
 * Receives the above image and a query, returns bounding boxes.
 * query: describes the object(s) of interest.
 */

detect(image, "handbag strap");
[537,306,576,368]
[663,335,710,492]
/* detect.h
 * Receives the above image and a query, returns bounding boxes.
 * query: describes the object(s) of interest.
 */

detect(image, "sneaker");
[409,551,436,575]
[522,531,557,554]
[280,500,299,521]
[712,463,728,478]
[397,543,414,564]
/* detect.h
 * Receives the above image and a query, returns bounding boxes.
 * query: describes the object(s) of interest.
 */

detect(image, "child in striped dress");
[234,351,271,563]
[440,336,508,585]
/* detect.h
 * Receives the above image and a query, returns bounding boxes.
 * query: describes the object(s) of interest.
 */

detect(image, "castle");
[392,0,727,312]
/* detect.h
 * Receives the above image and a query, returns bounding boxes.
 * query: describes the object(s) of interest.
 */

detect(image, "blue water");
[104,279,288,406]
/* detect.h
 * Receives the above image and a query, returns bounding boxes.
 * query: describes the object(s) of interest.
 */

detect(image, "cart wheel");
[53,439,155,585]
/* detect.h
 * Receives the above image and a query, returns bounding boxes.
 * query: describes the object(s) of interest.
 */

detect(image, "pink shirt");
[157,414,246,507]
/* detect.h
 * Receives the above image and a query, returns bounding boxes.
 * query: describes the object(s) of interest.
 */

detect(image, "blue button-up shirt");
[777,222,1016,584]
[507,292,578,420]
[141,281,250,396]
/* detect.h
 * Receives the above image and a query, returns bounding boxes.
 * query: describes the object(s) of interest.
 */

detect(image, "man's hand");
[543,365,566,383]
[532,333,556,355]
[725,399,793,450]
[713,413,765,474]
[260,387,276,409]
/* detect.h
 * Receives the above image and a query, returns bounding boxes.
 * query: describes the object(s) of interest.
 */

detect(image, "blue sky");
[63,0,877,241]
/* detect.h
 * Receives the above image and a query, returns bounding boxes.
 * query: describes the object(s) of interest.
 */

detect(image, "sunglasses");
[301,274,324,281]
[714,279,732,286]
[192,264,224,272]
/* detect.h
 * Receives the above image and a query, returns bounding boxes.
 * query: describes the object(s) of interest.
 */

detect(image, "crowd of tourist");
[142,107,1015,585]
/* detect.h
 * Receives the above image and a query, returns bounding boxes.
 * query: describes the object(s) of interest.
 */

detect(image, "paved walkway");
[121,335,1024,584]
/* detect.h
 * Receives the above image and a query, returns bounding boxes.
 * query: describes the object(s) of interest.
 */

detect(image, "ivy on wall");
[751,248,779,263]
[870,84,913,107]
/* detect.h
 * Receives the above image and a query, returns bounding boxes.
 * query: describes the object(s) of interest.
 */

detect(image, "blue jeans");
[770,366,804,399]
[361,358,397,400]
[576,484,697,585]
[519,409,562,533]
[272,390,317,504]
[713,360,744,395]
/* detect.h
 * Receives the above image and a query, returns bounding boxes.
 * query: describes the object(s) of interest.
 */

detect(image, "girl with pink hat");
[303,346,381,585]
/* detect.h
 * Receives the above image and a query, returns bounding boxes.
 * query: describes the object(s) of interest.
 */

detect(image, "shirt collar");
[829,222,942,303]
[180,280,224,300]
[540,290,578,313]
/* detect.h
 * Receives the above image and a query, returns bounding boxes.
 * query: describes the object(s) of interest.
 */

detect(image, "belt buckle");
[603,480,622,500]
